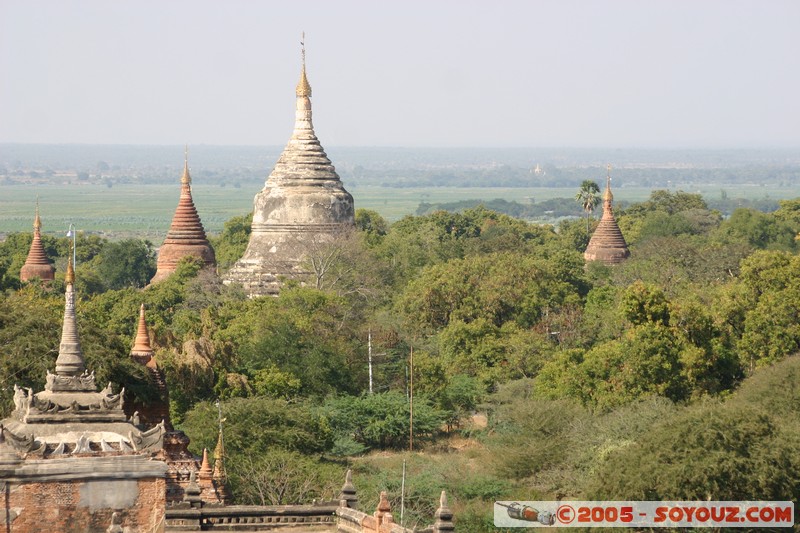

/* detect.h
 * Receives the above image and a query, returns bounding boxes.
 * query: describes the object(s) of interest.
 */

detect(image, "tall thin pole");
[400,459,406,527]
[215,399,226,479]
[368,328,373,394]
[409,346,413,452]
[67,223,76,269]
[216,399,224,439]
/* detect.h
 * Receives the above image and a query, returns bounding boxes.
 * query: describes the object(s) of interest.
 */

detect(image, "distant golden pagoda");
[584,166,630,265]
[20,201,55,282]
[151,149,216,283]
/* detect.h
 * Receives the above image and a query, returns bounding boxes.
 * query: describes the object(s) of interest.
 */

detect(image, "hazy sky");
[1,1,798,148]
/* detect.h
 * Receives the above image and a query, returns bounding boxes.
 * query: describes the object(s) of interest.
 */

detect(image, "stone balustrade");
[165,502,339,531]
[164,469,455,532]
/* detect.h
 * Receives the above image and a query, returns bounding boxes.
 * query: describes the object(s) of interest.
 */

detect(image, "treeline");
[417,195,780,221]
[10,164,799,190]
[1,191,800,528]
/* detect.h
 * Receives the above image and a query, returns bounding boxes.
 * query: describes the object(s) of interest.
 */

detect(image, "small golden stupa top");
[213,426,227,480]
[603,164,614,202]
[181,145,191,185]
[65,248,75,285]
[34,197,42,230]
[296,32,312,98]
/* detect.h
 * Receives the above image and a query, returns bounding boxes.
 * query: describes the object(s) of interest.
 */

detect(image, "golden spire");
[296,32,312,97]
[65,246,75,285]
[34,196,42,230]
[213,399,227,481]
[213,426,227,480]
[603,163,614,202]
[212,425,230,502]
[181,145,191,185]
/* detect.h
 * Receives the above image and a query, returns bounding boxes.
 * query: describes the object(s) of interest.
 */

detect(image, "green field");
[1,183,798,239]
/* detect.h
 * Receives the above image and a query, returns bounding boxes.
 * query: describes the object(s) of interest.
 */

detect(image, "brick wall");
[4,477,166,533]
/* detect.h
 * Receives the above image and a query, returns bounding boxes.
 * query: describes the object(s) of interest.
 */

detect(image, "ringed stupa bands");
[224,39,355,297]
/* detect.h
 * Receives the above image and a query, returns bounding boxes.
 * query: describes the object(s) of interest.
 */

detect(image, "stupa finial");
[34,196,41,230]
[65,244,75,285]
[603,163,613,202]
[296,32,312,97]
[211,410,231,501]
[181,145,191,185]
[213,400,227,483]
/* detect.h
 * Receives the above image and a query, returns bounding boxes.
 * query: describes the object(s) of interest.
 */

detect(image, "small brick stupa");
[224,39,354,297]
[584,166,630,265]
[0,257,167,532]
[151,149,216,283]
[127,304,171,430]
[19,201,55,282]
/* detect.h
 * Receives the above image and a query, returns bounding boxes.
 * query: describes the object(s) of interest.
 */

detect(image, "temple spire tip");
[181,145,191,185]
[296,33,312,97]
[65,247,75,285]
[604,164,613,201]
[34,196,41,230]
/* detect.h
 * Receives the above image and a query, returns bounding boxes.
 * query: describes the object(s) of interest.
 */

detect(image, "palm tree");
[575,180,601,233]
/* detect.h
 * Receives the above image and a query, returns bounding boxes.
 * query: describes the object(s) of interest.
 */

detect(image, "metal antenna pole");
[409,346,413,452]
[368,328,373,394]
[66,223,76,269]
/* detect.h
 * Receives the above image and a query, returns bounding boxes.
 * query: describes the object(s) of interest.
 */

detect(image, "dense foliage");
[2,189,799,528]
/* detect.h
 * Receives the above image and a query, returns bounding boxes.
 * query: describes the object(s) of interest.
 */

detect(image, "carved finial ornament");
[65,246,75,285]
[34,196,42,230]
[181,145,191,185]
[296,32,312,97]
[603,164,614,202]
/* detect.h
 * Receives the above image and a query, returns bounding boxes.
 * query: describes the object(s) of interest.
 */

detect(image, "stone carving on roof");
[45,369,97,392]
[129,421,167,452]
[1,261,166,461]
[0,424,42,454]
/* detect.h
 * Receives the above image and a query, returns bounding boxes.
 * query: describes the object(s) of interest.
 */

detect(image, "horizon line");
[2,142,800,151]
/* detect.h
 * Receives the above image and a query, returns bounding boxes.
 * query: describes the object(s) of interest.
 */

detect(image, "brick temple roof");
[151,150,216,283]
[20,203,55,282]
